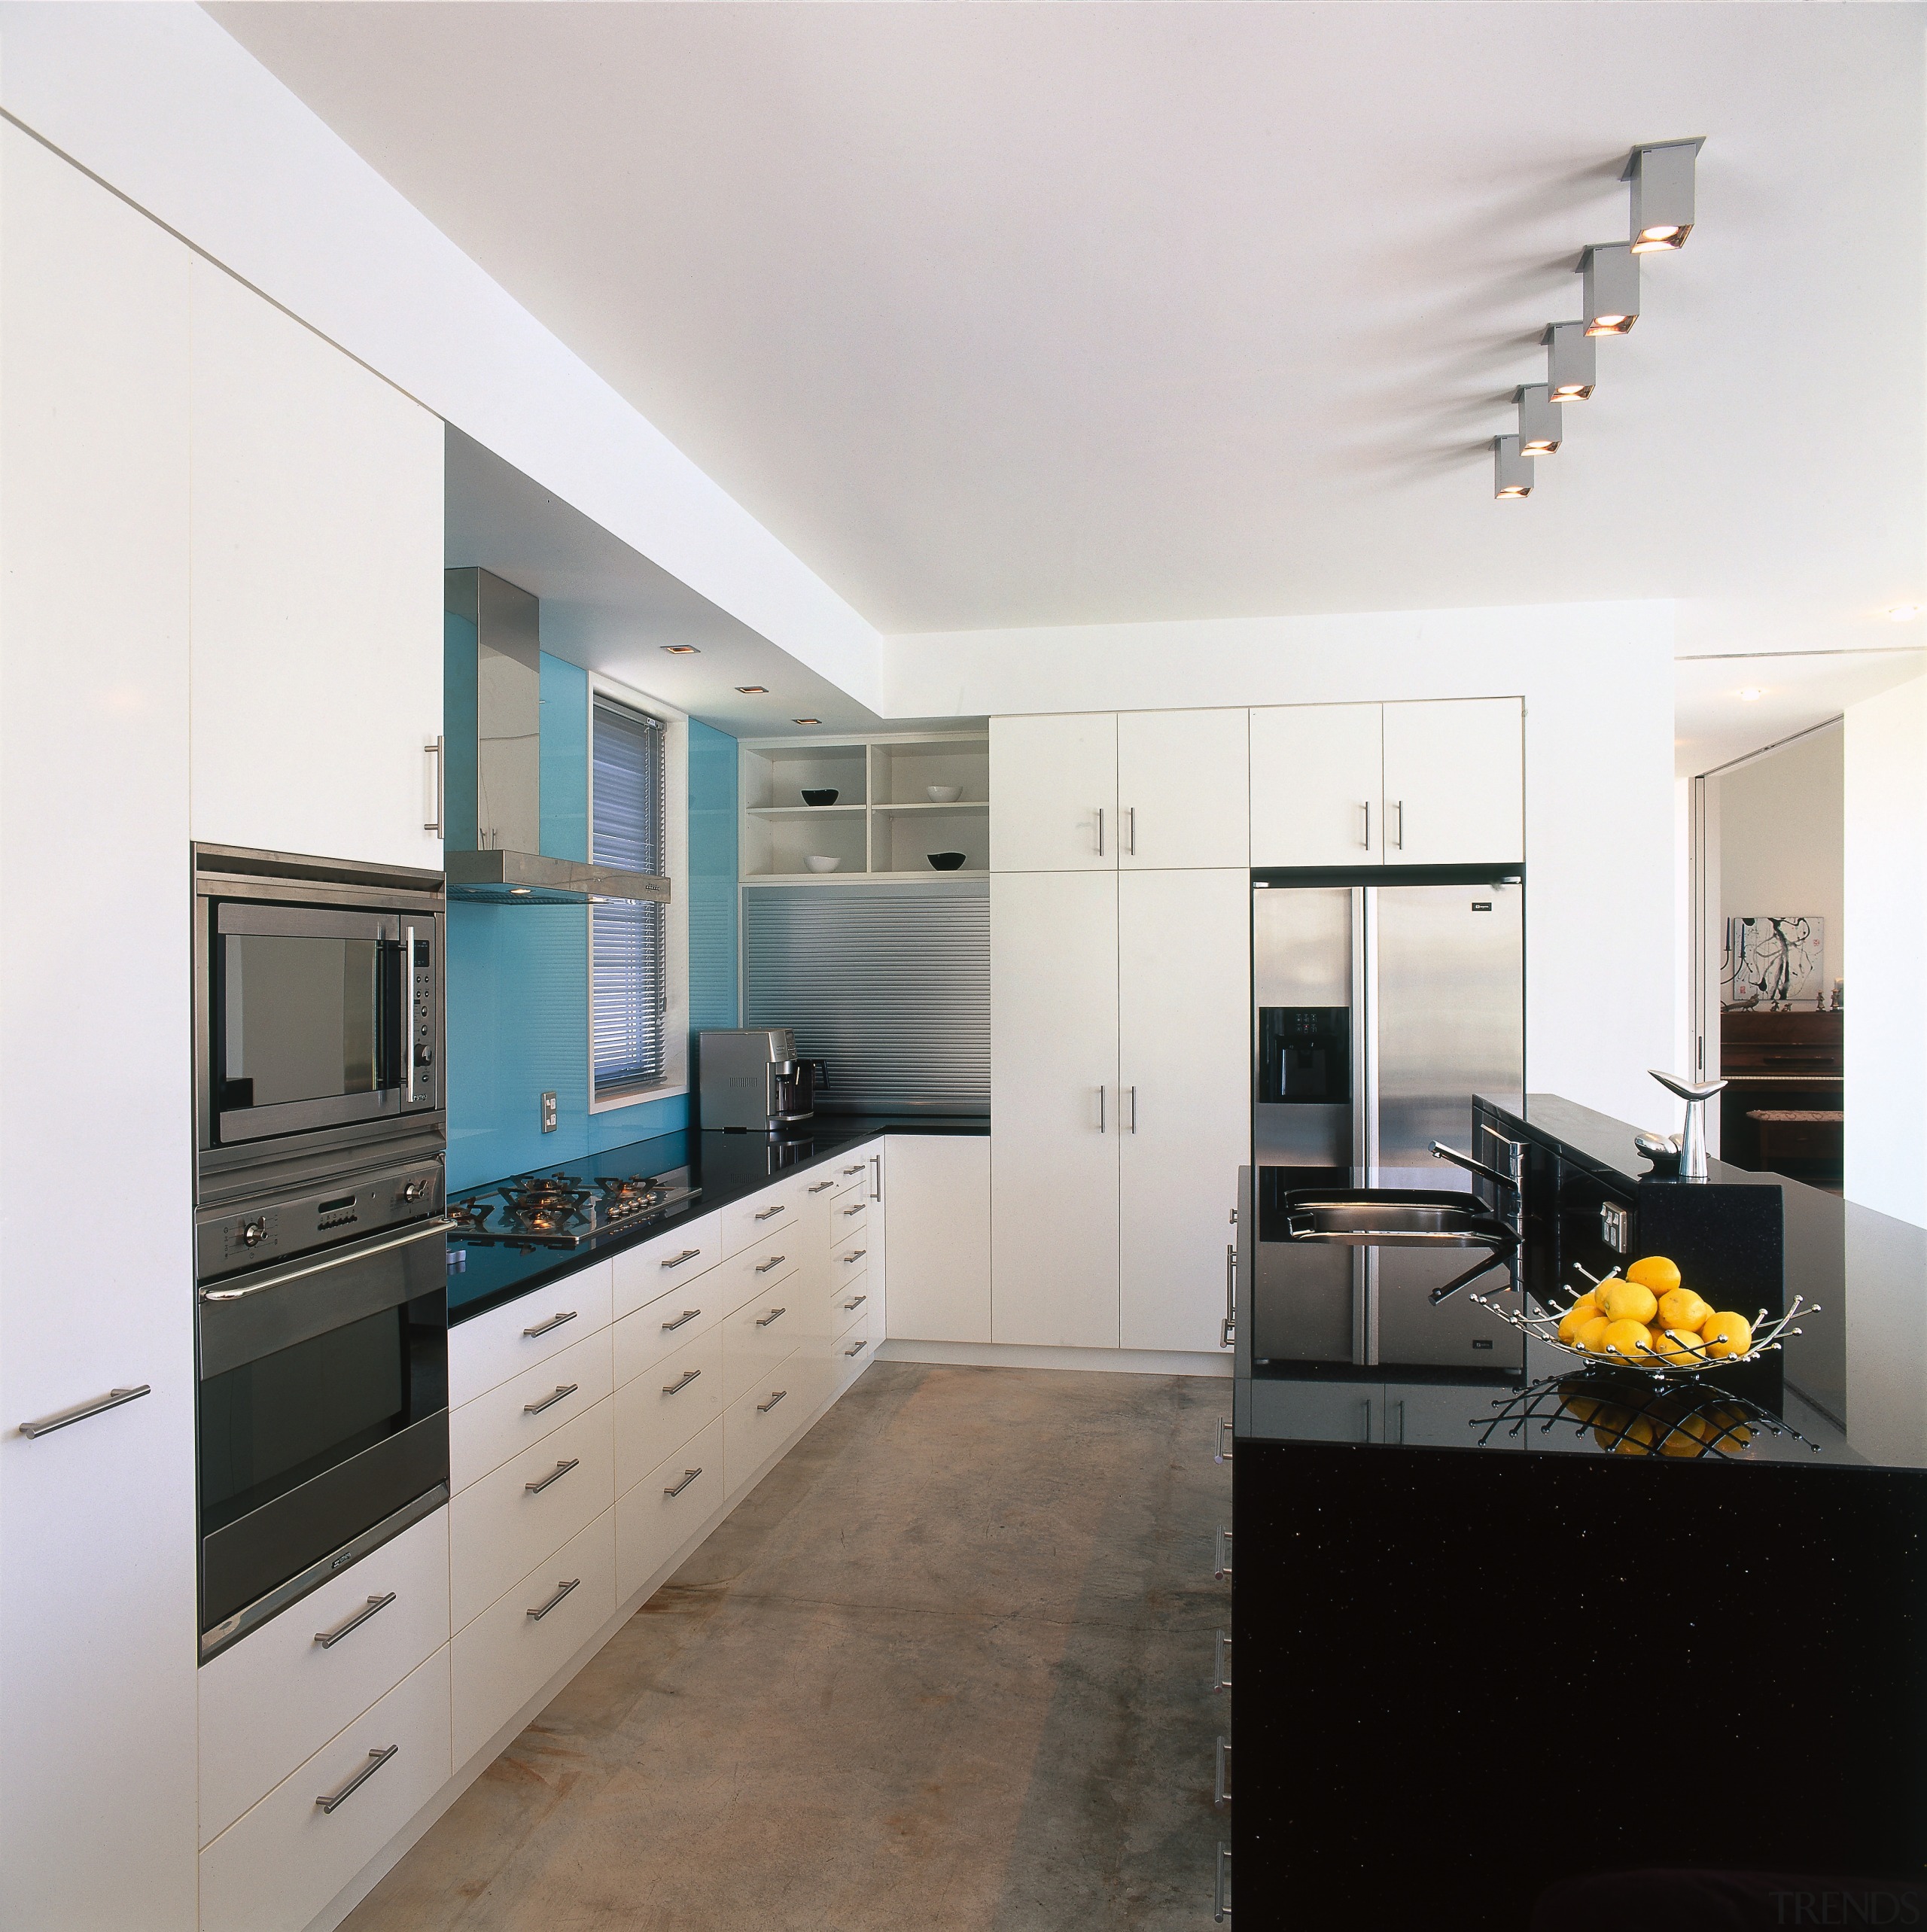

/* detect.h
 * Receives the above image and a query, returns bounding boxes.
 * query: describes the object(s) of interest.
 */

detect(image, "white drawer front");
[720,1279,805,1405]
[198,1508,449,1848]
[721,1183,803,1258]
[199,1648,452,1932]
[717,1237,801,1316]
[616,1415,724,1604]
[613,1325,723,1493]
[449,1398,613,1631]
[450,1508,616,1768]
[613,1274,725,1389]
[836,1326,878,1378]
[610,1211,722,1320]
[830,1155,871,1199]
[831,1279,873,1335]
[829,1198,870,1247]
[724,1352,830,1497]
[449,1327,612,1495]
[830,1228,872,1281]
[797,1172,842,1210]
[448,1261,613,1407]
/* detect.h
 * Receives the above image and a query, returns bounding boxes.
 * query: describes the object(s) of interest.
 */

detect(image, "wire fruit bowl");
[1472,1372,1817,1459]
[1469,1265,1817,1383]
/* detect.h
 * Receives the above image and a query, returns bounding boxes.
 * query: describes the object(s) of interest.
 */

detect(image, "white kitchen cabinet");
[1250,702,1384,866]
[1118,710,1251,869]
[1381,698,1524,865]
[188,258,443,869]
[0,128,199,1932]
[989,713,1117,871]
[991,873,1122,1347]
[1118,872,1251,1351]
[879,1136,991,1343]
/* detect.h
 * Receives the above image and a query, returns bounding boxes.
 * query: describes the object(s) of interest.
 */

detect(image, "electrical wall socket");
[540,1091,558,1133]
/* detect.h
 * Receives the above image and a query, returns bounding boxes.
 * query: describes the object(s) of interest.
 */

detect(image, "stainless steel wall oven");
[193,846,450,1661]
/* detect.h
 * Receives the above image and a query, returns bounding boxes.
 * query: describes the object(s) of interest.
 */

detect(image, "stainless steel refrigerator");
[1252,871,1524,1370]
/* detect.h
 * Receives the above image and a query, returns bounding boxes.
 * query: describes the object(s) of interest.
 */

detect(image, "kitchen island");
[1228,1094,1927,1930]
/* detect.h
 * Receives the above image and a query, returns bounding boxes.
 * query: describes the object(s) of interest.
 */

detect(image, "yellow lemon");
[1657,1287,1712,1334]
[1700,1311,1754,1359]
[1603,1279,1660,1325]
[1658,1418,1706,1458]
[1648,1326,1706,1368]
[1627,1255,1682,1297]
[1599,1318,1654,1365]
[1573,1313,1612,1354]
[1594,1412,1655,1456]
[1557,1301,1597,1345]
[1698,1406,1755,1455]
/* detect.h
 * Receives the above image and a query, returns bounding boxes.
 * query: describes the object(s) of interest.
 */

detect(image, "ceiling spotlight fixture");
[1739,688,1763,702]
[1493,434,1534,500]
[1515,384,1562,457]
[735,684,769,694]
[660,643,700,655]
[793,717,822,726]
[1578,242,1640,335]
[1886,604,1922,622]
[1624,138,1705,253]
[1542,323,1597,403]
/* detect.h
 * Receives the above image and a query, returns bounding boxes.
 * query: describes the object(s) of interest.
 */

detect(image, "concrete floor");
[345,1362,1233,1931]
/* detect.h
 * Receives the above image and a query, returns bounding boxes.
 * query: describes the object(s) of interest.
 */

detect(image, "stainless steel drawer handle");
[659,1309,702,1332]
[524,1383,579,1416]
[754,1204,787,1222]
[808,1180,835,1194]
[842,1164,865,1176]
[756,1389,788,1414]
[754,1255,787,1275]
[522,1310,577,1340]
[17,1383,151,1439]
[662,1369,702,1396]
[843,1295,867,1311]
[841,1204,864,1218]
[660,1249,702,1270]
[843,1341,866,1358]
[1215,1842,1232,1922]
[1215,1736,1233,1807]
[526,1577,580,1621]
[1213,1629,1232,1692]
[315,1745,397,1815]
[525,1457,580,1495]
[841,1249,866,1265]
[315,1593,397,1650]
[1214,1526,1233,1581]
[1215,1418,1234,1465]
[663,1466,703,1498]
[754,1307,787,1328]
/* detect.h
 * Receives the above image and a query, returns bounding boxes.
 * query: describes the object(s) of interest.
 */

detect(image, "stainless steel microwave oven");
[194,845,446,1194]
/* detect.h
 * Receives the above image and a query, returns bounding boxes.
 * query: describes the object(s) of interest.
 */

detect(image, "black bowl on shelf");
[927,851,967,871]
[801,788,839,806]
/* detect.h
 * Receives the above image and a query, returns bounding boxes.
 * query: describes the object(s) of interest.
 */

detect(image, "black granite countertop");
[1238,1093,1927,1474]
[446,1113,988,1327]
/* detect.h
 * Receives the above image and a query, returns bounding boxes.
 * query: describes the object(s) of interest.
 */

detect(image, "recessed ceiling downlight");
[660,644,700,655]
[1740,688,1763,702]
[736,685,769,694]
[1886,605,1922,622]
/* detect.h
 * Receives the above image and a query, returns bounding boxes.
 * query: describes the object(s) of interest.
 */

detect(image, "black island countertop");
[1236,1091,1927,1474]
[446,1114,988,1327]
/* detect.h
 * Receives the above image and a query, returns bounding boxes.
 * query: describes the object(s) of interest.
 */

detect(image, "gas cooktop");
[448,1169,699,1249]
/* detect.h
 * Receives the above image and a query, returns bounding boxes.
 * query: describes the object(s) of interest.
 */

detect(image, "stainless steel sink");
[1279,1191,1513,1249]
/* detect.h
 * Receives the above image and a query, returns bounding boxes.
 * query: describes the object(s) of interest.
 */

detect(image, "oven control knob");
[401,1179,427,1203]
[240,1216,268,1248]
[414,1044,435,1067]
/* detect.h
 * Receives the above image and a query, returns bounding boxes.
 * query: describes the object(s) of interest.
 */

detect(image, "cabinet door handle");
[843,1295,868,1311]
[1393,799,1405,849]
[424,735,444,835]
[754,1255,787,1275]
[1215,1842,1232,1924]
[663,1467,703,1498]
[754,1204,787,1222]
[841,1203,865,1218]
[661,1369,702,1396]
[316,1745,397,1814]
[525,1457,579,1494]
[1213,1629,1232,1691]
[808,1180,835,1194]
[523,1383,579,1416]
[1097,1084,1107,1133]
[756,1389,788,1413]
[522,1310,577,1340]
[1362,799,1371,850]
[1214,1525,1233,1580]
[755,1307,787,1328]
[841,1249,867,1264]
[1094,805,1105,856]
[659,1249,702,1270]
[1215,1736,1233,1807]
[17,1383,150,1439]
[842,1164,866,1177]
[525,1577,580,1621]
[314,1593,397,1650]
[1215,1418,1234,1465]
[869,1155,881,1202]
[659,1308,702,1332]
[1125,805,1137,856]
[1128,1085,1137,1133]
[843,1340,866,1358]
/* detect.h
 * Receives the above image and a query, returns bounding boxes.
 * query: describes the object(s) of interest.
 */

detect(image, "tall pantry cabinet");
[988,713,1252,1353]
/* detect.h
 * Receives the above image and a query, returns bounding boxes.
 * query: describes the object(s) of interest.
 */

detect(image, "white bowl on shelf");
[804,855,841,873]
[926,784,964,803]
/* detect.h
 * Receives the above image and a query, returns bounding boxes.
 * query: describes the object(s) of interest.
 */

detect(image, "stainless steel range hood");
[443,567,670,907]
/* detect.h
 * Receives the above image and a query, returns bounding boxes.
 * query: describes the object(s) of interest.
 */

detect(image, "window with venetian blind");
[591,695,668,1100]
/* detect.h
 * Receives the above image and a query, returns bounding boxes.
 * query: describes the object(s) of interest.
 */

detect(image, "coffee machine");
[698,1028,827,1133]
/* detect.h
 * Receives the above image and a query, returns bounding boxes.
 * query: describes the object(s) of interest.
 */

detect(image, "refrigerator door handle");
[1361,799,1371,850]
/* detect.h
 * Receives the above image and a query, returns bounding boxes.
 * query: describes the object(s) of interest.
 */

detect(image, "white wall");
[888,601,1677,1132]
[1717,723,1844,996]
[1843,676,1926,1225]
[0,0,886,711]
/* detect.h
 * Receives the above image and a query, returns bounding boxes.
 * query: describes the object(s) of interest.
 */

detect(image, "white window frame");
[587,671,690,1111]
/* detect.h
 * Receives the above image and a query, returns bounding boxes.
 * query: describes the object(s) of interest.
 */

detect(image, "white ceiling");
[212,1,1927,653]
[1674,644,1926,776]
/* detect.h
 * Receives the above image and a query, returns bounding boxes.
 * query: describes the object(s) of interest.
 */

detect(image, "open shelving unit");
[739,730,990,881]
